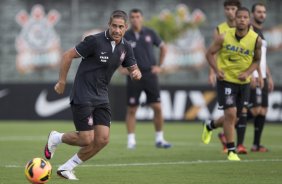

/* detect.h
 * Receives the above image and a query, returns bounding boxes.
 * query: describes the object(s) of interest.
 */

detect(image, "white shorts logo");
[88,116,94,126]
[225,88,232,95]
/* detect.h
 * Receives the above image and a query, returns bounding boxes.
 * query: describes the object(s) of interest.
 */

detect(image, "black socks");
[253,115,266,146]
[226,142,236,154]
[236,114,247,146]
[206,120,216,131]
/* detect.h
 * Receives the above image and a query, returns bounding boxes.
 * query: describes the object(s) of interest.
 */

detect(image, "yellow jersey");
[217,28,258,84]
[217,22,233,34]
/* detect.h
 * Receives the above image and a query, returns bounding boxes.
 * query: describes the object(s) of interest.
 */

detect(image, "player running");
[248,3,274,152]
[203,7,262,161]
[121,9,171,149]
[44,10,142,180]
[208,0,241,153]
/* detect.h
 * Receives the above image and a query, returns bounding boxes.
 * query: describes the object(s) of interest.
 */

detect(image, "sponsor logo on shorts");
[129,97,136,104]
[225,88,232,95]
[88,116,93,126]
[225,95,234,105]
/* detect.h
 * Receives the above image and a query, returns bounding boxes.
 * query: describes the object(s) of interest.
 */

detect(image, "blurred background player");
[208,0,241,153]
[121,9,171,149]
[44,10,142,180]
[203,7,262,161]
[248,3,274,152]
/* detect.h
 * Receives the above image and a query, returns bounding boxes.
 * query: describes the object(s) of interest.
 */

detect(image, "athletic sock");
[226,142,236,154]
[206,120,215,131]
[155,131,164,143]
[253,115,266,146]
[236,114,247,146]
[54,132,63,145]
[127,133,136,143]
[59,154,83,171]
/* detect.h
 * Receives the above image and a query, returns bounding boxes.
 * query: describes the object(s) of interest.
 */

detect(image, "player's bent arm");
[127,64,142,80]
[55,48,80,94]
[159,43,167,66]
[206,35,224,73]
[245,37,262,76]
[266,65,274,91]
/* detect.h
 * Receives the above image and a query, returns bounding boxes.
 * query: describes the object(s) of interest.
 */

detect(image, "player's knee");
[151,103,162,114]
[80,136,93,147]
[95,135,109,148]
[251,107,260,117]
[225,108,237,121]
[127,106,138,116]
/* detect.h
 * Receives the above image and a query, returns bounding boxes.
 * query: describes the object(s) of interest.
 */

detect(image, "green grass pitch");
[0,121,281,184]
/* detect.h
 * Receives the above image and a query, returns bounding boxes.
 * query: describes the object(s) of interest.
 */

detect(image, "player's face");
[253,5,266,24]
[235,11,250,31]
[224,5,238,21]
[130,12,143,29]
[109,18,128,43]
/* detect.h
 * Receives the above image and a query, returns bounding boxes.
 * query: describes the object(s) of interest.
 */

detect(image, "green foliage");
[145,4,206,42]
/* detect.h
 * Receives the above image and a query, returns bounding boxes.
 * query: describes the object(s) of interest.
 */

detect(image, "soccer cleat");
[202,120,212,144]
[251,145,269,152]
[57,170,79,180]
[127,141,136,149]
[227,152,241,161]
[237,144,248,154]
[155,140,172,149]
[218,132,227,153]
[44,131,60,160]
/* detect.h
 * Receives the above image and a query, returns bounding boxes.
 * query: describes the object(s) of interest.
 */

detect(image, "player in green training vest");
[209,0,241,86]
[202,7,262,161]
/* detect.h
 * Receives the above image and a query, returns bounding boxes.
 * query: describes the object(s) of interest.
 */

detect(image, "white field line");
[3,159,282,168]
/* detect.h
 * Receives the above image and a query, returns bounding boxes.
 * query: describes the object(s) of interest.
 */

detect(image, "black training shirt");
[70,30,136,105]
[124,27,162,72]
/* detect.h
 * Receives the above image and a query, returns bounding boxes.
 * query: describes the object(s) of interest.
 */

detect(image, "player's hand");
[250,77,257,89]
[208,73,217,87]
[54,81,66,95]
[216,70,225,81]
[238,72,249,81]
[151,65,162,74]
[268,77,274,92]
[130,69,142,80]
[258,77,264,89]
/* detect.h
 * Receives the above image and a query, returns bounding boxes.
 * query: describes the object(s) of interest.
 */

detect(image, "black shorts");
[126,72,161,106]
[217,80,250,116]
[249,79,268,108]
[71,103,111,131]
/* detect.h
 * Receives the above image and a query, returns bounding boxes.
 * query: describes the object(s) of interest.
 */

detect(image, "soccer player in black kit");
[44,10,142,180]
[121,9,171,149]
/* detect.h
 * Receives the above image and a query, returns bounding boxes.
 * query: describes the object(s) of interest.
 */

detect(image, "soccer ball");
[24,158,52,184]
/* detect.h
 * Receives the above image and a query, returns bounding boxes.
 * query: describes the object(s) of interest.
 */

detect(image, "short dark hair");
[251,3,266,13]
[109,10,128,24]
[236,6,250,16]
[129,8,143,15]
[223,0,241,8]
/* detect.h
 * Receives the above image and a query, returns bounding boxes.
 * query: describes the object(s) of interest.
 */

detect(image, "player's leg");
[145,73,171,148]
[44,104,95,160]
[251,79,269,152]
[125,77,142,149]
[202,80,225,145]
[224,107,240,161]
[57,104,111,180]
[236,84,250,154]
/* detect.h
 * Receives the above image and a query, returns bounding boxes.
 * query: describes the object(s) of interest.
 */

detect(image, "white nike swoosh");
[35,90,70,117]
[0,89,9,98]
